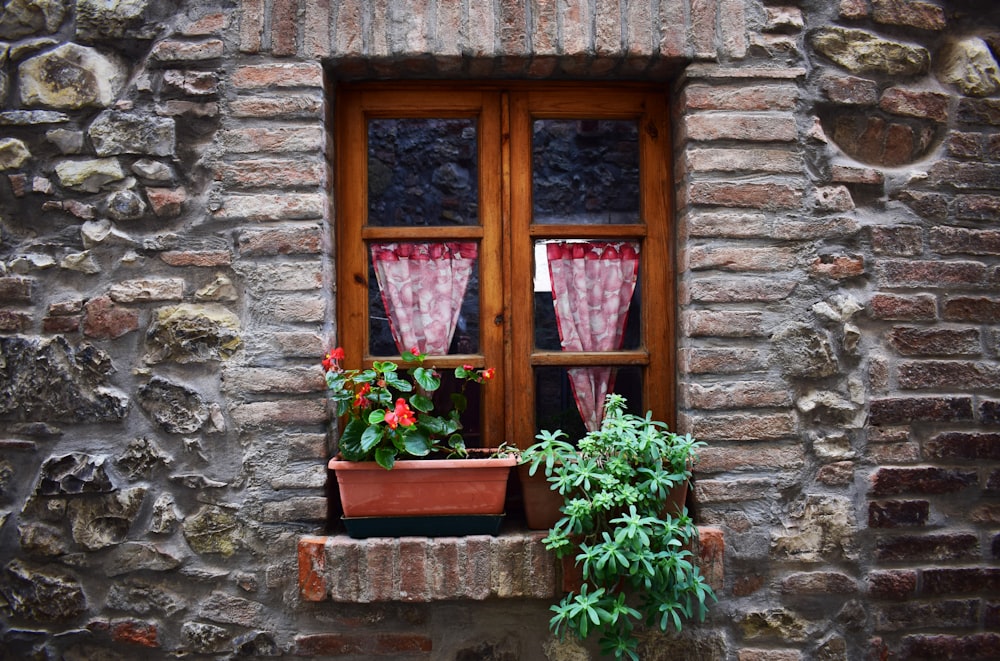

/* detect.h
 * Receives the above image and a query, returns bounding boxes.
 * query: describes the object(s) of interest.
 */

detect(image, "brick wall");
[1,0,999,659]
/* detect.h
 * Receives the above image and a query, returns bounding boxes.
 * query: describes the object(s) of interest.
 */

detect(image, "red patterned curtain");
[370,242,478,355]
[547,241,640,430]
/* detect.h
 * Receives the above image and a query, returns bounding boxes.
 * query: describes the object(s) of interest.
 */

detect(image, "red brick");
[947,131,983,159]
[223,126,323,153]
[870,226,922,256]
[687,412,797,442]
[876,260,987,288]
[697,527,725,593]
[839,0,868,19]
[110,620,158,647]
[831,165,884,185]
[690,0,718,58]
[374,634,433,654]
[781,571,856,595]
[955,194,1000,221]
[899,360,1000,390]
[685,310,766,337]
[270,0,298,56]
[239,0,264,53]
[685,113,798,142]
[868,569,917,600]
[942,296,1000,323]
[928,160,1000,190]
[146,187,186,217]
[868,500,930,528]
[931,226,1000,255]
[680,347,766,374]
[333,0,364,54]
[872,0,946,31]
[879,87,949,122]
[0,309,29,331]
[875,533,979,562]
[926,432,1000,461]
[817,461,854,486]
[230,94,323,119]
[683,381,792,409]
[901,633,1000,660]
[238,225,322,256]
[0,276,32,303]
[218,158,324,189]
[303,0,331,57]
[690,182,803,209]
[683,84,799,111]
[875,600,979,633]
[180,12,226,36]
[821,74,878,105]
[982,401,1000,425]
[83,296,139,340]
[160,250,232,267]
[686,277,797,303]
[212,193,324,222]
[697,445,804,473]
[42,315,80,334]
[869,293,937,321]
[887,327,980,356]
[897,190,948,219]
[870,467,977,496]
[298,536,327,602]
[921,569,1000,596]
[232,63,323,88]
[810,254,864,279]
[687,245,797,271]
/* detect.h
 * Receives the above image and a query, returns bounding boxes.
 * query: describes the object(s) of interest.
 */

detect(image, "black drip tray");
[342,514,505,538]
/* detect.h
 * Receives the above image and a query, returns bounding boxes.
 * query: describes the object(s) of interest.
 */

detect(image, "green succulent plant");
[521,394,716,660]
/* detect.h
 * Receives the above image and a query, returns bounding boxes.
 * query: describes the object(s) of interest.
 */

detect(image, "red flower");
[410,347,421,357]
[353,382,371,409]
[462,364,475,371]
[481,367,496,381]
[322,347,346,372]
[384,398,416,429]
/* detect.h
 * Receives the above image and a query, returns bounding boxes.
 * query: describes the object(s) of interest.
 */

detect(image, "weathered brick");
[229,399,327,428]
[921,568,1000,596]
[887,327,981,356]
[684,310,766,337]
[947,131,983,159]
[218,158,324,189]
[162,69,219,96]
[238,225,322,256]
[738,650,800,661]
[817,461,854,486]
[109,278,184,303]
[879,87,949,122]
[41,314,79,334]
[151,39,224,62]
[690,182,803,209]
[901,633,1000,660]
[897,190,949,219]
[871,226,922,256]
[868,569,917,600]
[820,73,878,105]
[831,164,884,185]
[0,276,32,303]
[295,633,432,656]
[690,0,718,58]
[685,113,798,142]
[686,148,802,173]
[810,254,864,279]
[868,442,921,464]
[303,0,331,57]
[869,294,937,321]
[868,500,930,528]
[875,533,979,562]
[333,0,365,55]
[982,400,1000,425]
[955,194,1000,221]
[230,94,323,119]
[255,295,325,323]
[870,466,978,496]
[869,397,973,425]
[82,296,139,339]
[110,620,158,647]
[928,160,1000,190]
[926,432,1000,461]
[696,444,804,473]
[683,381,793,409]
[695,478,775,503]
[146,187,186,217]
[222,126,323,153]
[232,63,323,89]
[931,226,1000,255]
[686,277,797,303]
[239,0,264,53]
[942,296,1000,323]
[270,0,298,56]
[212,194,324,222]
[160,250,232,267]
[876,259,987,288]
[872,0,946,30]
[687,245,797,271]
[223,367,325,395]
[899,360,1000,390]
[781,571,856,595]
[686,412,797,442]
[683,84,799,111]
[874,599,980,633]
[679,347,767,374]
[180,12,226,36]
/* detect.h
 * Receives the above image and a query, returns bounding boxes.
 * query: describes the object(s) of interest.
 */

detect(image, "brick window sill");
[298,527,723,603]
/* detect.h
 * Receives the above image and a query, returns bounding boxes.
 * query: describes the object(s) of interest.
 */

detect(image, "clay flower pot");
[329,454,516,518]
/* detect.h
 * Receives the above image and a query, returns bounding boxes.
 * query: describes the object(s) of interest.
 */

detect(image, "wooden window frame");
[335,81,675,450]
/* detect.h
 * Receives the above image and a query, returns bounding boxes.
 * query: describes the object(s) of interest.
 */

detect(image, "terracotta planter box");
[329,454,517,518]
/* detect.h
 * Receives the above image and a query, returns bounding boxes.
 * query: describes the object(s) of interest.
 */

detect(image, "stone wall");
[0,0,998,659]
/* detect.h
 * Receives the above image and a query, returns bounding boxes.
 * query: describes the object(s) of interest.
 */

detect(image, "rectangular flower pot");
[329,455,516,518]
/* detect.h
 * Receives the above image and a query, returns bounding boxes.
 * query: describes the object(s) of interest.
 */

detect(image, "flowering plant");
[322,347,495,470]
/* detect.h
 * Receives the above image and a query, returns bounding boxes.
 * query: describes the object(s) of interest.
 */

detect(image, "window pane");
[367,118,478,227]
[368,241,480,356]
[532,119,640,225]
[533,240,641,351]
[534,366,642,438]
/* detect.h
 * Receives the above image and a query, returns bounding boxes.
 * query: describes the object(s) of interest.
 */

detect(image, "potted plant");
[324,347,516,532]
[520,394,716,661]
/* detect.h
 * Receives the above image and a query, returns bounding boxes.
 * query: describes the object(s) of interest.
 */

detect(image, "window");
[335,82,674,449]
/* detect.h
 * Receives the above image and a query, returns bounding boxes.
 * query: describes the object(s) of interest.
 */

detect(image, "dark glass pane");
[533,240,641,351]
[368,242,480,357]
[532,119,640,225]
[534,366,643,439]
[367,118,478,226]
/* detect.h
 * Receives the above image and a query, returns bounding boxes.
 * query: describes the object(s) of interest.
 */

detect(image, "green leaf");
[451,392,467,414]
[374,446,396,470]
[402,429,432,456]
[413,367,440,391]
[367,409,386,424]
[410,393,434,413]
[338,418,368,460]
[360,425,381,452]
